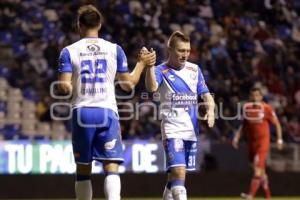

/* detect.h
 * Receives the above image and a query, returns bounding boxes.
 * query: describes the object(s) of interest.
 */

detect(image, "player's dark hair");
[250,87,262,94]
[78,5,102,29]
[167,31,190,48]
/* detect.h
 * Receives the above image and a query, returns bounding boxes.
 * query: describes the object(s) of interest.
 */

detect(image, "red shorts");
[248,150,268,168]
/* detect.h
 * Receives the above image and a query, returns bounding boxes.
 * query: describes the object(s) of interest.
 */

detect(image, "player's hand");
[276,139,283,151]
[138,47,149,64]
[140,47,149,54]
[138,47,156,67]
[204,112,215,128]
[232,138,239,149]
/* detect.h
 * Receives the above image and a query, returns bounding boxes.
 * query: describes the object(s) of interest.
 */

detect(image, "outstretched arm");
[117,48,156,91]
[145,66,158,92]
[116,62,146,92]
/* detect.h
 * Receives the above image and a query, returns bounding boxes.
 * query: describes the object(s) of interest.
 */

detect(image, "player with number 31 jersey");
[145,31,215,200]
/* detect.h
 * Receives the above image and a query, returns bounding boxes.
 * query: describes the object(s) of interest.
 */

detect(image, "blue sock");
[105,171,119,176]
[170,179,185,188]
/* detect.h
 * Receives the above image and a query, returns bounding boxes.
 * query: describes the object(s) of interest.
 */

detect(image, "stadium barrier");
[0,140,299,198]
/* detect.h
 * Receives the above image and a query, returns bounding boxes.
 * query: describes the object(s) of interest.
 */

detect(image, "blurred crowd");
[0,0,299,142]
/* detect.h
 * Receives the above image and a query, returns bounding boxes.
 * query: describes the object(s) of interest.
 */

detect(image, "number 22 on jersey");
[80,59,107,84]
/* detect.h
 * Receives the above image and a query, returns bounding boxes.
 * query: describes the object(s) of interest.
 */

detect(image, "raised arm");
[145,66,158,92]
[116,62,146,92]
[116,47,156,91]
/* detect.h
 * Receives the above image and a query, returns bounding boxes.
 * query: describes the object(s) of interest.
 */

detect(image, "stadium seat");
[0,101,6,115]
[7,102,21,112]
[51,122,67,140]
[6,112,21,124]
[22,100,36,112]
[182,23,195,35]
[3,124,21,140]
[0,90,7,101]
[21,111,36,120]
[0,78,8,90]
[21,119,37,139]
[0,114,5,133]
[8,88,23,102]
[169,23,181,32]
[36,122,51,138]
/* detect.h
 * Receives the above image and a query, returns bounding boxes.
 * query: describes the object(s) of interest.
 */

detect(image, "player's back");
[59,38,127,113]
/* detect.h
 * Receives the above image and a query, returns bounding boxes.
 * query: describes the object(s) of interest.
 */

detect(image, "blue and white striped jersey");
[155,62,209,141]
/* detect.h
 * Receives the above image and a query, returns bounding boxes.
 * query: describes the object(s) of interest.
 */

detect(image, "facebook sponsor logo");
[171,93,197,106]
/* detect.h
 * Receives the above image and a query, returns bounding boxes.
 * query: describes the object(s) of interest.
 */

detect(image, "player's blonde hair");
[167,31,190,49]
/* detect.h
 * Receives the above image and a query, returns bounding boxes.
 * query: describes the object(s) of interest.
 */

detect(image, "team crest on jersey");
[87,44,100,52]
[190,73,197,80]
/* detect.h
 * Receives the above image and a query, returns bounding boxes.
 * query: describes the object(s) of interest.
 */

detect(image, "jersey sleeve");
[197,67,209,94]
[116,45,129,73]
[267,105,278,124]
[58,48,73,73]
[155,66,163,86]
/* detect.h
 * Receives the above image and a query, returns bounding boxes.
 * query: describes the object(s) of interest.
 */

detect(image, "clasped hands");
[138,47,156,67]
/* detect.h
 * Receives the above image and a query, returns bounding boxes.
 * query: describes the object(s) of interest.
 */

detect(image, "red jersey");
[242,102,277,151]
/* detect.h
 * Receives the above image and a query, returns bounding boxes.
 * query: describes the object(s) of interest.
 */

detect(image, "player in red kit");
[232,87,283,200]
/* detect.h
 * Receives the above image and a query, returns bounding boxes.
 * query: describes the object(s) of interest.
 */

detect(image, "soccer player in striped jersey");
[145,31,215,200]
[57,5,155,200]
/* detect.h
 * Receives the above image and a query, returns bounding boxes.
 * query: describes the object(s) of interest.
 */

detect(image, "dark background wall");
[1,171,300,198]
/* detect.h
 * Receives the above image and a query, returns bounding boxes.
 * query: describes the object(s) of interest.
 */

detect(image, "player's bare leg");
[75,163,92,200]
[168,167,187,200]
[103,161,121,200]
